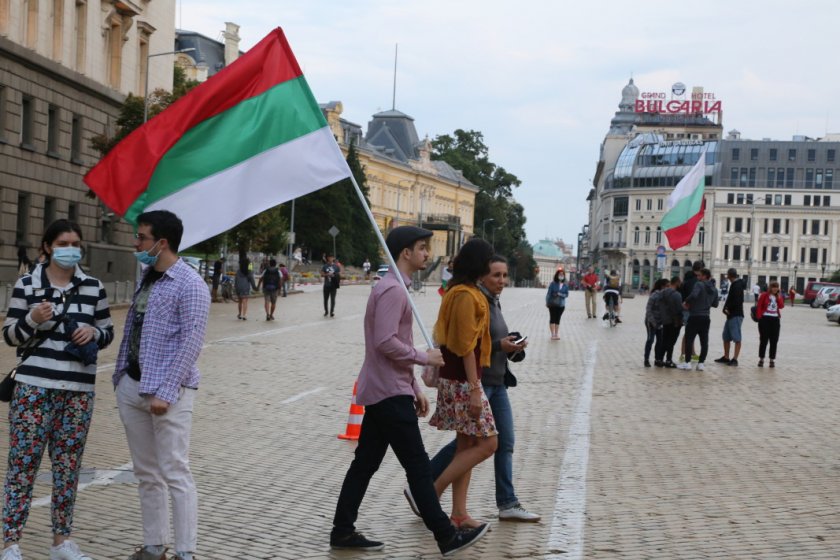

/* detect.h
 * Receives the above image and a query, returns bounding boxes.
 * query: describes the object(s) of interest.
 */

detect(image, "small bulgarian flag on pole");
[660,150,707,250]
[84,28,351,250]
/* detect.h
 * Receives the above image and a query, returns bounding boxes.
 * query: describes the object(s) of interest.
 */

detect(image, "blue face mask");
[52,246,82,269]
[134,241,161,266]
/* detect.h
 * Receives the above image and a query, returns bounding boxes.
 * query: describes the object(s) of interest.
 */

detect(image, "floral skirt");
[429,378,497,437]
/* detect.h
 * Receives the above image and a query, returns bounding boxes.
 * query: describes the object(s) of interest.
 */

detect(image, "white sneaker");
[50,540,92,560]
[499,505,541,522]
[2,544,23,560]
[676,362,693,370]
[695,363,705,371]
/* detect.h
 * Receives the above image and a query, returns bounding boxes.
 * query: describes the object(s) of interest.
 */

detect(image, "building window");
[730,168,738,186]
[786,168,794,188]
[724,245,729,259]
[737,193,744,204]
[20,96,34,150]
[808,149,816,162]
[804,195,811,206]
[825,220,830,235]
[765,194,772,205]
[785,218,790,234]
[74,0,87,72]
[105,12,125,89]
[656,226,662,244]
[748,168,756,187]
[810,248,819,263]
[732,148,740,161]
[747,218,752,233]
[657,198,663,210]
[767,168,775,187]
[774,194,782,206]
[70,114,82,164]
[826,170,834,189]
[44,197,56,228]
[16,193,30,245]
[772,219,781,234]
[0,0,9,35]
[823,248,829,263]
[811,220,820,235]
[0,85,6,143]
[727,193,735,204]
[805,169,814,188]
[733,245,741,260]
[613,196,628,217]
[633,226,640,244]
[698,226,705,246]
[770,246,780,262]
[734,217,743,232]
[824,195,831,206]
[746,194,754,204]
[726,217,731,232]
[784,195,791,205]
[47,105,60,157]
[635,199,641,211]
[67,202,78,222]
[769,148,777,161]
[775,168,784,187]
[789,149,796,161]
[24,0,38,49]
[138,35,149,96]
[646,198,652,211]
[800,247,806,262]
[829,149,836,163]
[644,227,651,245]
[750,148,758,161]
[816,169,824,188]
[739,169,748,187]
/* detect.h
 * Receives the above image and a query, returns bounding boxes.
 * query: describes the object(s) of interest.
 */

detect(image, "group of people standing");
[331,228,538,556]
[3,212,209,560]
[643,261,784,371]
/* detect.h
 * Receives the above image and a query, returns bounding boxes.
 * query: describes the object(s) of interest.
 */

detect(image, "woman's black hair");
[239,259,250,274]
[653,278,669,291]
[449,238,494,288]
[41,219,83,257]
[553,269,565,283]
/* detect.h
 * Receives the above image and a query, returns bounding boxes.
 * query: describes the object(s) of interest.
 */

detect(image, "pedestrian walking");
[428,238,498,530]
[427,256,539,523]
[331,226,488,556]
[234,259,257,320]
[362,258,371,280]
[655,277,683,367]
[257,258,281,321]
[677,268,718,371]
[211,257,223,302]
[545,270,569,340]
[788,286,796,306]
[278,262,289,297]
[114,211,210,560]
[581,266,599,319]
[2,219,114,560]
[714,268,745,367]
[756,281,784,368]
[643,278,669,367]
[321,254,340,317]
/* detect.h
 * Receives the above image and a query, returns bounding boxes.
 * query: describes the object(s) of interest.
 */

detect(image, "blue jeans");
[429,384,518,509]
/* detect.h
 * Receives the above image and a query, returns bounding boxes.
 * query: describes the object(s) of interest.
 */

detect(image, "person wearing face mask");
[114,211,210,560]
[2,220,114,560]
[545,270,569,340]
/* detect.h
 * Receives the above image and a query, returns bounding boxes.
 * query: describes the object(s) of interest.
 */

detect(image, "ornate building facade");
[0,0,176,283]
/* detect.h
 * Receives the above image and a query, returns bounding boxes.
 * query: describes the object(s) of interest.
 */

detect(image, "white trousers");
[116,376,197,552]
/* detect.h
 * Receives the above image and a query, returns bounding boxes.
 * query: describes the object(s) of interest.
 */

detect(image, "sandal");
[450,514,484,530]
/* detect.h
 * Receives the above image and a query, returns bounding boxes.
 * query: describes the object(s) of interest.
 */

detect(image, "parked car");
[373,264,390,282]
[804,281,840,305]
[814,286,840,308]
[826,303,840,323]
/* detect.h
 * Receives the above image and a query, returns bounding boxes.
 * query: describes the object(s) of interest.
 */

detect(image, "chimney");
[223,22,241,67]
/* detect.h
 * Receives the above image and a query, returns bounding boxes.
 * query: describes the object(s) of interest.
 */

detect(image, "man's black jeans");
[683,315,711,363]
[323,286,337,314]
[332,395,455,543]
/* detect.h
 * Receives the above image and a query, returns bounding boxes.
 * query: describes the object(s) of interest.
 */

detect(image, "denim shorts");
[722,315,744,343]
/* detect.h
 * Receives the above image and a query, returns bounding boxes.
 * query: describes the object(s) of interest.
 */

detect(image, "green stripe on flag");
[660,181,705,231]
[125,76,326,223]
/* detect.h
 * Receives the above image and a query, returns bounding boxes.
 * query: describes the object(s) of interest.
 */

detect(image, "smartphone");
[514,335,528,345]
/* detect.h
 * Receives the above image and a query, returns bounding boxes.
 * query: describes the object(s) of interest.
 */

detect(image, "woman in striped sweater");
[2,220,113,560]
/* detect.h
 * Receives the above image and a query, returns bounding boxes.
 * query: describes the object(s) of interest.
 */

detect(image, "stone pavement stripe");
[31,461,134,508]
[547,340,598,560]
[280,386,325,404]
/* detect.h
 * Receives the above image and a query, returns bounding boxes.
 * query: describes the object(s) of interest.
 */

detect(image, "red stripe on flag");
[84,27,302,215]
[664,199,706,250]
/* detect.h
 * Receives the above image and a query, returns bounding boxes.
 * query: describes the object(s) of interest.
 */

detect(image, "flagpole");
[348,174,435,348]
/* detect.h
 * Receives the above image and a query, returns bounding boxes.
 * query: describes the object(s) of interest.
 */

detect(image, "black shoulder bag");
[0,287,77,402]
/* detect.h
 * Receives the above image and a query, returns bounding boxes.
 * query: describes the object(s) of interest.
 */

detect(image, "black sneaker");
[330,532,385,551]
[713,356,730,364]
[727,359,738,367]
[439,524,489,557]
[644,360,651,367]
[664,361,677,368]
[654,360,664,367]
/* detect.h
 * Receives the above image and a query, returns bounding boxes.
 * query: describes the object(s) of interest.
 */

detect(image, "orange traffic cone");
[337,381,364,440]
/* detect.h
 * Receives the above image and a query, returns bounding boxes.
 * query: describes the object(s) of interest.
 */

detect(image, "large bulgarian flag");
[660,150,707,250]
[84,28,351,250]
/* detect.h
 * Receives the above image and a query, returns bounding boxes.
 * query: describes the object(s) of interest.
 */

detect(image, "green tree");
[227,207,288,264]
[432,129,535,281]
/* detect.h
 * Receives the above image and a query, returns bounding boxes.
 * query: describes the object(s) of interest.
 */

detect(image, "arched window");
[656,226,662,244]
[633,226,640,244]
[671,259,681,278]
[644,227,651,245]
[698,226,706,246]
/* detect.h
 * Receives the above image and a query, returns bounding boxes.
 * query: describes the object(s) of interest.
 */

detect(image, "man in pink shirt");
[331,226,489,556]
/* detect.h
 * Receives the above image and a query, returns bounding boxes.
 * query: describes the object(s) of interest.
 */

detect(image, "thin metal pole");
[348,174,434,347]
[392,44,398,111]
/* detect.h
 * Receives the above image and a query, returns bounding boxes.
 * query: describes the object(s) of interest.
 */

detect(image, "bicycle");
[220,275,237,303]
[607,299,617,327]
[603,290,620,327]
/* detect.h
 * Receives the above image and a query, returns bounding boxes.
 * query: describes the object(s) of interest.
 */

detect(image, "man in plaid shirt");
[113,211,210,560]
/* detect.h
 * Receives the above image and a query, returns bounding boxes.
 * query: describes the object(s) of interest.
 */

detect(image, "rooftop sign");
[635,83,722,115]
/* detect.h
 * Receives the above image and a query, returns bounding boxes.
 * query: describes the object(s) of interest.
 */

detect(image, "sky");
[178,0,840,249]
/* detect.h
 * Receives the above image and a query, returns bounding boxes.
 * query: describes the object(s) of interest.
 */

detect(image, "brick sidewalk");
[0,286,838,558]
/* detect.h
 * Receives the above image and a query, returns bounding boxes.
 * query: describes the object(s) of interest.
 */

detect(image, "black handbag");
[1,287,77,402]
[503,366,518,388]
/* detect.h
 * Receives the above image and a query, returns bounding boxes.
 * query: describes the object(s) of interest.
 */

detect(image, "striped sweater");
[2,264,114,392]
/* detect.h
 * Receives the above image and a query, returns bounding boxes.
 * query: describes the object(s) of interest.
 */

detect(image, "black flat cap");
[386,226,433,259]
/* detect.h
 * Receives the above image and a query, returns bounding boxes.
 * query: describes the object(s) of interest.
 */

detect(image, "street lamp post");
[821,262,827,281]
[144,48,195,122]
[481,218,494,239]
[792,262,798,291]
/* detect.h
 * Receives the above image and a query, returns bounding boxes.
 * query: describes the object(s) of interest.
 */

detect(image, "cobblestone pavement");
[1,285,838,559]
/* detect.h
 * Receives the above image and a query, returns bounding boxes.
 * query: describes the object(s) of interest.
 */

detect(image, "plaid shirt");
[114,259,210,403]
